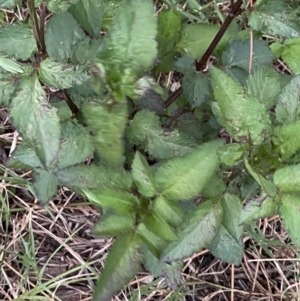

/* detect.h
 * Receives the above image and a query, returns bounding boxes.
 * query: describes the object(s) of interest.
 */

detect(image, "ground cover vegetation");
[0,0,300,300]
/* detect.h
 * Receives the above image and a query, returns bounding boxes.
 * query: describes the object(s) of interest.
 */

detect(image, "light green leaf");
[276,75,300,124]
[209,225,243,265]
[82,100,127,167]
[45,12,85,62]
[211,66,271,145]
[0,23,37,60]
[132,151,157,198]
[45,0,80,13]
[56,121,94,169]
[201,173,226,199]
[70,0,104,37]
[248,0,300,38]
[92,233,143,301]
[33,169,58,204]
[239,197,278,225]
[55,165,132,191]
[246,65,281,109]
[244,158,277,197]
[0,0,16,9]
[280,194,300,247]
[71,38,102,64]
[155,140,224,202]
[39,58,89,89]
[272,120,300,160]
[182,71,211,109]
[0,70,18,106]
[161,199,223,262]
[0,57,23,74]
[153,196,185,227]
[93,213,135,237]
[217,143,246,166]
[83,187,139,214]
[274,164,300,193]
[127,110,197,160]
[10,75,61,168]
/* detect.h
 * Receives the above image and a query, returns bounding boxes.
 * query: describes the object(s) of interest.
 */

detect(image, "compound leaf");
[39,58,89,89]
[10,74,61,168]
[45,12,85,62]
[274,165,300,193]
[155,140,224,202]
[161,199,223,262]
[45,0,80,13]
[93,233,143,301]
[0,23,37,60]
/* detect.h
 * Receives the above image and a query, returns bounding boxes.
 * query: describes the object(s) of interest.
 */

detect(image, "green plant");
[2,0,300,300]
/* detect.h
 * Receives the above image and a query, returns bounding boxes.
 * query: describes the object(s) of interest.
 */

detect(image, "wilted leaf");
[274,164,300,193]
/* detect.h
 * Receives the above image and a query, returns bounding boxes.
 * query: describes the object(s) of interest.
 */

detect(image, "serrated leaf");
[211,66,271,145]
[244,158,277,197]
[132,151,157,198]
[155,140,224,202]
[239,197,278,225]
[10,75,61,168]
[69,0,104,37]
[274,164,300,193]
[83,187,139,214]
[0,23,37,60]
[39,58,89,89]
[45,0,80,13]
[82,100,127,167]
[144,212,178,241]
[182,71,211,109]
[45,12,85,62]
[280,193,300,247]
[33,169,58,204]
[127,110,197,160]
[161,199,223,262]
[55,165,132,191]
[0,0,16,9]
[272,120,300,159]
[246,65,281,109]
[174,56,195,74]
[209,225,243,265]
[93,213,135,237]
[248,0,300,38]
[0,70,19,106]
[56,121,94,169]
[217,143,246,166]
[92,233,143,301]
[276,75,300,124]
[153,196,185,227]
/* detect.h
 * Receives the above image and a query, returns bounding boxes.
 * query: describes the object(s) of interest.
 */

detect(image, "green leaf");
[127,110,197,160]
[217,143,246,166]
[153,196,185,227]
[0,70,19,106]
[248,0,300,38]
[0,0,16,9]
[239,197,278,225]
[280,193,300,247]
[272,120,300,160]
[71,38,102,64]
[45,0,80,13]
[92,233,143,301]
[93,213,135,237]
[56,121,94,169]
[69,0,104,37]
[55,165,132,191]
[0,23,37,60]
[45,12,85,62]
[82,100,127,167]
[155,140,224,202]
[161,199,223,262]
[33,169,58,204]
[209,225,243,265]
[244,158,277,197]
[246,65,281,109]
[274,164,300,193]
[174,56,195,74]
[83,187,139,214]
[211,66,271,145]
[276,75,300,124]
[182,71,211,109]
[201,173,226,199]
[132,151,157,198]
[10,74,61,168]
[0,56,23,74]
[99,0,157,76]
[38,58,89,89]
[144,212,178,241]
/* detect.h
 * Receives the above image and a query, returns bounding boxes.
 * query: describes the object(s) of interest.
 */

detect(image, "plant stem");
[63,90,79,116]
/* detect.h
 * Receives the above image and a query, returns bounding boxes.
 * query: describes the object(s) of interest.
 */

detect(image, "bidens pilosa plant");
[2,0,300,300]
